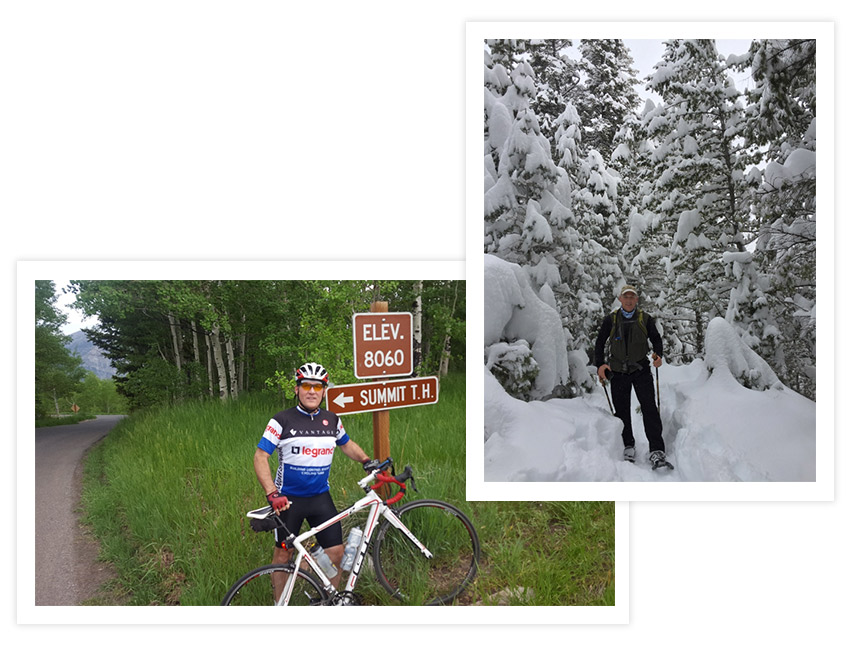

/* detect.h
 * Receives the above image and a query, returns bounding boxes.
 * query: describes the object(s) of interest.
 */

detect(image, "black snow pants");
[610,364,664,453]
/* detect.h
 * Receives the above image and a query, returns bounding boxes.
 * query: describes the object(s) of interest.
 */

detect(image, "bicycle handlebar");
[370,469,407,505]
[360,458,417,506]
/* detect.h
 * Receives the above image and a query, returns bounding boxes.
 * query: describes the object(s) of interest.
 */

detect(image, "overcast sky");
[52,280,95,335]
[623,39,754,101]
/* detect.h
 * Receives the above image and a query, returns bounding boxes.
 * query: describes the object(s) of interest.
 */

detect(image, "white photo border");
[18,260,627,625]
[466,22,835,502]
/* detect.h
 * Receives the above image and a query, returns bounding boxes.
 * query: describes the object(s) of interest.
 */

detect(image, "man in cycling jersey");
[253,362,371,592]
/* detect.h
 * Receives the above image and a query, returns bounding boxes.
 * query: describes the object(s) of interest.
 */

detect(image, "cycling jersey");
[257,405,350,497]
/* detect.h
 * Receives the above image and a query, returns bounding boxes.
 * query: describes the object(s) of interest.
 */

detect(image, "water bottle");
[309,543,338,578]
[341,526,363,571]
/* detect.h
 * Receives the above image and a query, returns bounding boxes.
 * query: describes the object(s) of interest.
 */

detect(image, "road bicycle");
[221,458,480,606]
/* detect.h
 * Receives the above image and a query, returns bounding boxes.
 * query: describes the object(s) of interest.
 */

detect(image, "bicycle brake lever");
[401,465,418,492]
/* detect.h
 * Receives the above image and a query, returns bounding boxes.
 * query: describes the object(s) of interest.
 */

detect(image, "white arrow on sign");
[332,392,354,409]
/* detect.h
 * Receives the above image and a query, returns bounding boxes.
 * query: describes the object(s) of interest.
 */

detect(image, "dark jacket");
[594,309,663,373]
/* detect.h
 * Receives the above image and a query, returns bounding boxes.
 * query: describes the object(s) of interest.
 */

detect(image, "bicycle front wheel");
[221,564,328,606]
[372,499,480,605]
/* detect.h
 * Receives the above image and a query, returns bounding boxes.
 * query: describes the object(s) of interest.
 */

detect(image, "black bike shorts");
[274,491,343,550]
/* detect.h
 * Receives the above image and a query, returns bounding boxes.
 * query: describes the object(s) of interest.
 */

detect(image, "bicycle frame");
[276,469,432,606]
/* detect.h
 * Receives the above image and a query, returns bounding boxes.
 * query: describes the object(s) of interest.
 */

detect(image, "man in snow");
[594,286,668,468]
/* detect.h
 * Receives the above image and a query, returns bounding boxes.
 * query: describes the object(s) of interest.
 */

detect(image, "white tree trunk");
[413,281,423,375]
[221,308,238,398]
[191,320,201,364]
[238,313,246,393]
[225,334,238,399]
[167,313,182,372]
[439,281,460,377]
[210,322,229,400]
[439,334,451,376]
[204,332,215,397]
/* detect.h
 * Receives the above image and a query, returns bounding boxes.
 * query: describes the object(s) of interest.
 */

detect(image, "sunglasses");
[299,383,325,393]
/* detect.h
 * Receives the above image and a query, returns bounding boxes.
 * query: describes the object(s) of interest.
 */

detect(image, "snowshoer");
[594,285,670,469]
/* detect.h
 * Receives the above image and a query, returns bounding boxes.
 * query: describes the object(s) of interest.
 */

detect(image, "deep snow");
[483,254,817,483]
[484,354,816,482]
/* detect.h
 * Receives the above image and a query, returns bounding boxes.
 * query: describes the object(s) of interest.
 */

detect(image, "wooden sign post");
[349,303,420,496]
[369,302,392,466]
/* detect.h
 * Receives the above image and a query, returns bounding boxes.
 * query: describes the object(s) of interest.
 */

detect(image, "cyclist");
[253,362,371,593]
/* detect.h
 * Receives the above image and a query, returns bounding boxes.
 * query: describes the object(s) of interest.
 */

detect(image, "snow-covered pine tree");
[545,102,585,324]
[736,39,817,398]
[739,39,816,161]
[488,105,562,265]
[570,149,625,360]
[611,106,655,288]
[484,39,601,396]
[485,42,548,259]
[539,99,607,392]
[484,42,515,253]
[575,39,642,160]
[638,39,752,360]
[524,40,581,152]
[484,40,576,274]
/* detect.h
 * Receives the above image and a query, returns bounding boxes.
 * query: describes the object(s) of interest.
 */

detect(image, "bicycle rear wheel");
[221,564,328,606]
[372,499,480,605]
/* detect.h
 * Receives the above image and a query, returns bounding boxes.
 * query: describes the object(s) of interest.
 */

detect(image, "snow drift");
[485,316,816,482]
[484,254,569,399]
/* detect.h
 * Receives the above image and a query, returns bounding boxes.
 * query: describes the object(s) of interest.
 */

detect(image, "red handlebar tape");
[371,471,407,505]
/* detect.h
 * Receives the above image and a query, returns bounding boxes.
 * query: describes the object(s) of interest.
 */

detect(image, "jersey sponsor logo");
[284,428,337,438]
[265,424,281,439]
[291,445,334,458]
[323,419,329,426]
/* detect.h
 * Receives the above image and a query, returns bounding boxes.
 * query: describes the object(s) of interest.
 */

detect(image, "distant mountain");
[66,330,116,379]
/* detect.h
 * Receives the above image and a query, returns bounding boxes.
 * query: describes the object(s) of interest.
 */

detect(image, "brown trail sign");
[326,376,439,416]
[352,311,413,379]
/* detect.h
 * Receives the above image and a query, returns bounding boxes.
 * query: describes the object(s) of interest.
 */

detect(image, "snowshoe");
[649,450,674,471]
[623,446,636,463]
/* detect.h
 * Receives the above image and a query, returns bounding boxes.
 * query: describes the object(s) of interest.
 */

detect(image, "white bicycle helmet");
[295,362,329,386]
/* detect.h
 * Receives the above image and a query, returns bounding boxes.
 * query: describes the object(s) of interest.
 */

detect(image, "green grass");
[79,373,615,606]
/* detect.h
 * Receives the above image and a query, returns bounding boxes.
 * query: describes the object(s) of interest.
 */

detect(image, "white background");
[3,2,848,649]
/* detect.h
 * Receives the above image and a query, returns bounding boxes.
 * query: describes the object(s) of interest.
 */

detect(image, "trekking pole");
[655,365,661,410]
[601,368,615,415]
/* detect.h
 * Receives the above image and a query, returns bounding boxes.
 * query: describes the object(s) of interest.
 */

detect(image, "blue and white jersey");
[257,405,349,497]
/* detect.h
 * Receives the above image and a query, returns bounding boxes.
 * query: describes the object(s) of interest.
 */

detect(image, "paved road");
[35,415,124,605]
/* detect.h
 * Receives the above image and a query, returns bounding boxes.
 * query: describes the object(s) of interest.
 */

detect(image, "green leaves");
[35,281,86,417]
[64,280,465,411]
